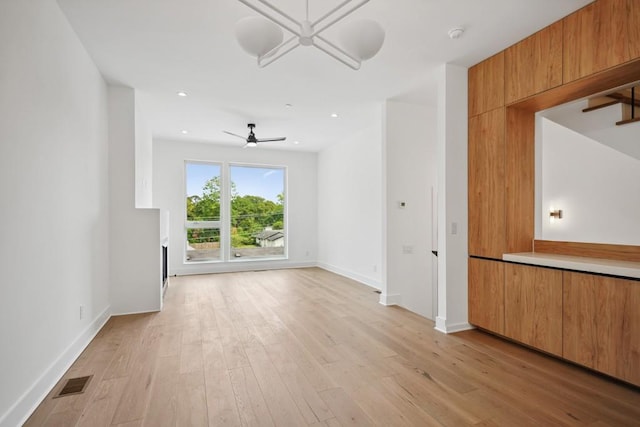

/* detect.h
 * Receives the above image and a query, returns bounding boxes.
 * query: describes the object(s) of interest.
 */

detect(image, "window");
[230,165,285,259]
[185,162,222,262]
[184,162,286,262]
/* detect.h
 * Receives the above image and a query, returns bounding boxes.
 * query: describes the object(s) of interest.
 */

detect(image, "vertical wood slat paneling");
[468,108,506,259]
[468,52,505,117]
[469,258,505,334]
[505,21,564,103]
[504,264,563,356]
[563,272,640,385]
[563,0,640,83]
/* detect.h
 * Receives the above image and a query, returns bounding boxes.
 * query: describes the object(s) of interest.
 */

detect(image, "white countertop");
[502,252,640,279]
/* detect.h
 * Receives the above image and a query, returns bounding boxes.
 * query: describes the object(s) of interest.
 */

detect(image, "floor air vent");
[54,375,92,398]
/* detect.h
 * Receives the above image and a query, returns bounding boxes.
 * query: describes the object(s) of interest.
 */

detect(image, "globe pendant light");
[235,0,385,70]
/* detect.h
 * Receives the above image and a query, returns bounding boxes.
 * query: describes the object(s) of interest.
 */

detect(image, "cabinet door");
[563,272,640,386]
[469,52,504,117]
[505,264,562,356]
[468,108,505,259]
[505,22,563,103]
[469,258,505,334]
[563,0,640,82]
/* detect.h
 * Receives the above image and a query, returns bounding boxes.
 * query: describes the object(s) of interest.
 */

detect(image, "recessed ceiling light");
[293,140,300,145]
[181,130,189,134]
[330,113,339,118]
[177,91,188,97]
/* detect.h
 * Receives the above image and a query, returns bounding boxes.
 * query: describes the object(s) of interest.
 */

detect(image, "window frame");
[228,162,288,262]
[183,160,288,264]
[184,161,224,263]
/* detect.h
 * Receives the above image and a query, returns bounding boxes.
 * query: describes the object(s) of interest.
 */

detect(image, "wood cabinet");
[468,108,505,259]
[563,0,640,82]
[563,272,640,386]
[468,52,504,117]
[504,264,563,356]
[505,22,563,103]
[468,258,505,334]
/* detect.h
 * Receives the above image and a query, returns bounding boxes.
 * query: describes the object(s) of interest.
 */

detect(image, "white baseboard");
[434,316,474,334]
[379,293,401,306]
[172,260,317,277]
[110,308,161,316]
[0,306,111,427]
[316,262,381,290]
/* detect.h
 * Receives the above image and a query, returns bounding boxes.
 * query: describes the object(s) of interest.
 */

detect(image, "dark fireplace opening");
[162,244,168,296]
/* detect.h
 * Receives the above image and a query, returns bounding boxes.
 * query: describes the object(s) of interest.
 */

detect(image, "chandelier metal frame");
[237,0,374,70]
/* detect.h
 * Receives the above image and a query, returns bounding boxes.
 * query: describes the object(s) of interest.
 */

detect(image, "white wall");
[153,139,318,275]
[537,117,640,245]
[317,122,383,288]
[540,100,640,161]
[436,63,471,333]
[109,87,162,314]
[135,102,154,208]
[383,101,437,319]
[0,1,111,425]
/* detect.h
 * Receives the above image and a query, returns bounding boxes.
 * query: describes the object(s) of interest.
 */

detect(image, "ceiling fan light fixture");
[339,19,385,61]
[235,16,284,57]
[246,141,258,147]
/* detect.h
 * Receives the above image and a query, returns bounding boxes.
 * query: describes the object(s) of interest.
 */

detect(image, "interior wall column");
[436,63,472,333]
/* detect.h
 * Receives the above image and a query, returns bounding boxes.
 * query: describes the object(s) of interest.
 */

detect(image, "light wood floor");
[26,268,640,426]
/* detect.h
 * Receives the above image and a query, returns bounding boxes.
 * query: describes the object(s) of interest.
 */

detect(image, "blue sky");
[186,163,284,202]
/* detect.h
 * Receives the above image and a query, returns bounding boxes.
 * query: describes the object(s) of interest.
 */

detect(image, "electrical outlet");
[451,222,458,235]
[79,305,84,320]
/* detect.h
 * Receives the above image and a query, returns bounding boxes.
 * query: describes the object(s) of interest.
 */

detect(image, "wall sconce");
[549,209,563,219]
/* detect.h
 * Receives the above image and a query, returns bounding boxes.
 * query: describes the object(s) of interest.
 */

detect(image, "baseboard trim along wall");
[0,306,112,427]
[435,316,474,334]
[171,261,317,277]
[316,262,381,290]
[379,293,402,306]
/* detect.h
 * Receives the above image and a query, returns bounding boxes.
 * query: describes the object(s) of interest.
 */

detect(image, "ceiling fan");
[223,123,286,148]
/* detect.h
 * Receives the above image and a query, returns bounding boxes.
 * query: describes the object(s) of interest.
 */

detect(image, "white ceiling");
[57,0,592,152]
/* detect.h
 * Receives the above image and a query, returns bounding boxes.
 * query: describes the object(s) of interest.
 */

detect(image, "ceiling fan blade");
[223,130,247,139]
[256,137,287,142]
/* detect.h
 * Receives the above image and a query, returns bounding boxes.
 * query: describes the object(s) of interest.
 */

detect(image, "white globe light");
[339,19,385,61]
[235,16,284,57]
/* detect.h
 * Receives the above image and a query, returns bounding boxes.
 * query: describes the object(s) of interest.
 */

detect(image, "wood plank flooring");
[25,268,640,426]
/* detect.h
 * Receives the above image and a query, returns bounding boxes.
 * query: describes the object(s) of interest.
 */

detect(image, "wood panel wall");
[468,109,506,259]
[534,240,640,263]
[468,52,504,117]
[469,0,640,260]
[505,21,563,103]
[563,0,640,82]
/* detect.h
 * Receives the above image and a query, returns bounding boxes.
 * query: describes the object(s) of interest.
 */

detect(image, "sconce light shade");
[339,19,385,61]
[235,16,284,57]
